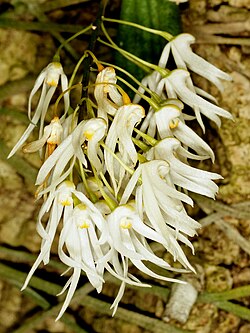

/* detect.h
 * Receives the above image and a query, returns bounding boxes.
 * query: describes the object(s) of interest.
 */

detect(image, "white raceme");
[7,27,233,321]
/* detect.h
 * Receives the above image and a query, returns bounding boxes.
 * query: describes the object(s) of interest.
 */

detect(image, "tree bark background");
[0,1,249,332]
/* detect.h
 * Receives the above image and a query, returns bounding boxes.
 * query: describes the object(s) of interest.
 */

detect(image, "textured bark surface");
[0,1,249,332]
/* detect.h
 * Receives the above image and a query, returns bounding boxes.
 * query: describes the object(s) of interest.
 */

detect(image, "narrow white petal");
[131,259,184,283]
[39,86,57,140]
[28,71,47,120]
[35,135,71,185]
[60,73,70,114]
[158,43,171,68]
[55,267,81,321]
[120,165,141,204]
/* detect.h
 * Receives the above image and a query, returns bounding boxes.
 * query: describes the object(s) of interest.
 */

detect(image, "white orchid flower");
[159,33,232,92]
[21,116,63,156]
[149,138,223,198]
[8,62,69,158]
[107,203,186,314]
[35,118,106,195]
[158,69,233,131]
[28,62,69,120]
[21,181,76,291]
[94,67,123,121]
[59,199,171,318]
[104,103,145,195]
[108,204,188,276]
[143,100,181,137]
[154,103,215,161]
[22,179,111,321]
[83,117,107,172]
[56,197,110,321]
[120,160,199,271]
[134,98,214,161]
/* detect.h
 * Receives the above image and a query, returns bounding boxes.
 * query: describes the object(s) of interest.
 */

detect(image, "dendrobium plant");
[8,15,233,321]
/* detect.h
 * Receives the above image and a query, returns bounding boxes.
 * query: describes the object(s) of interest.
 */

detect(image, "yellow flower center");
[59,199,72,206]
[47,79,57,87]
[169,119,179,129]
[79,221,90,229]
[120,218,132,229]
[84,131,94,140]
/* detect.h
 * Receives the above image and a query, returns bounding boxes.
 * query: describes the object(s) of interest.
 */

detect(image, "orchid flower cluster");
[8,20,233,320]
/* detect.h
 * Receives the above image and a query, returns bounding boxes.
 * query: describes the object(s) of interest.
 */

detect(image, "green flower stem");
[54,25,92,60]
[98,37,151,74]
[78,161,98,203]
[99,34,168,77]
[69,53,88,88]
[100,21,168,76]
[100,142,134,175]
[91,164,118,210]
[102,16,173,41]
[99,171,116,197]
[133,128,158,146]
[100,21,152,74]
[100,61,162,104]
[132,137,150,152]
[116,75,159,110]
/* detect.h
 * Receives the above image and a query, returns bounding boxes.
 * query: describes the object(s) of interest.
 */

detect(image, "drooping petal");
[171,33,232,91]
[165,70,233,128]
[60,73,70,114]
[35,135,72,185]
[28,71,47,120]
